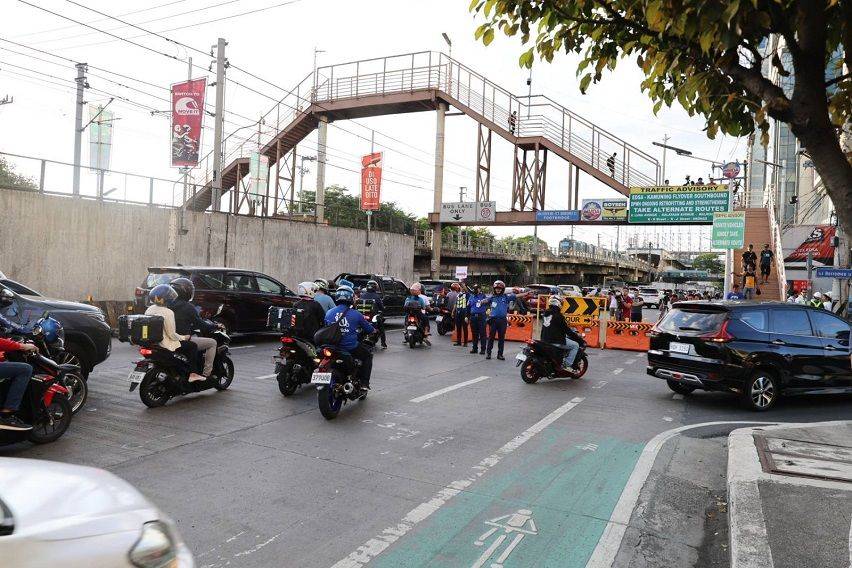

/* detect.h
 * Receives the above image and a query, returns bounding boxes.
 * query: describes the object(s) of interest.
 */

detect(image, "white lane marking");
[254,373,277,380]
[331,397,585,568]
[229,345,256,350]
[612,368,624,375]
[410,376,490,403]
[592,380,608,389]
[586,420,775,568]
[848,513,852,568]
[672,393,684,400]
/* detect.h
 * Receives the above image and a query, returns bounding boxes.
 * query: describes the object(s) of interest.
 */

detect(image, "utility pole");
[660,133,669,183]
[73,62,88,197]
[211,38,227,212]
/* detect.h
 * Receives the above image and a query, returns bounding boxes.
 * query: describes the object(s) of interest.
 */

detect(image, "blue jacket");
[314,292,336,313]
[468,293,488,315]
[325,305,375,351]
[0,312,25,335]
[404,295,426,309]
[358,291,385,313]
[484,293,516,319]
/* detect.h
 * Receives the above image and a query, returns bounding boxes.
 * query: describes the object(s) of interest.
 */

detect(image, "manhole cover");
[757,437,852,483]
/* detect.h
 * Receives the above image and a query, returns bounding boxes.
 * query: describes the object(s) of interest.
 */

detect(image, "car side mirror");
[838,329,850,345]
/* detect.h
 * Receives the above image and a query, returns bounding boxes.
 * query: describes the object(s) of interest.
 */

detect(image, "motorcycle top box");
[117,314,164,346]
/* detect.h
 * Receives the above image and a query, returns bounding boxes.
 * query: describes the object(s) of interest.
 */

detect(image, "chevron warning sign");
[560,296,604,317]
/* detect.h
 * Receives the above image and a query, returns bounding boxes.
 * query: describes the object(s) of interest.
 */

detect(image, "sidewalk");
[728,421,852,568]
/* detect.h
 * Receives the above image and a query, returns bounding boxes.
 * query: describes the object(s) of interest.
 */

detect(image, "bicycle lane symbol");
[471,508,538,568]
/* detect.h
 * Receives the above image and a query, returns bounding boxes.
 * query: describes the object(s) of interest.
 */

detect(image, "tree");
[692,253,725,274]
[301,184,417,234]
[0,158,37,191]
[471,1,852,230]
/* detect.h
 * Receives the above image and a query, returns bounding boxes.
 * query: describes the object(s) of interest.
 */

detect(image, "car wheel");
[666,379,695,395]
[744,371,778,411]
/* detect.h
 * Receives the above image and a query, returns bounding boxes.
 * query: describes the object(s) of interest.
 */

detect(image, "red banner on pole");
[360,152,383,211]
[170,78,206,168]
[784,225,835,264]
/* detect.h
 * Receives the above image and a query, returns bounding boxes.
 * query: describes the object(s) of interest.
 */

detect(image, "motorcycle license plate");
[311,372,332,385]
[435,315,443,322]
[128,370,146,384]
[406,326,418,331]
[515,353,527,362]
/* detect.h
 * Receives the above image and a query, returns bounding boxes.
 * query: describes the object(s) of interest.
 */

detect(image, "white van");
[638,287,663,308]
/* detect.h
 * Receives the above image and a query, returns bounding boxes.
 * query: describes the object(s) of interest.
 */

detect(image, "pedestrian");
[684,175,691,186]
[508,111,517,135]
[608,290,617,318]
[810,291,825,309]
[741,266,759,299]
[696,177,705,185]
[795,291,807,304]
[630,294,644,322]
[620,290,633,320]
[822,292,834,311]
[741,244,757,272]
[759,243,774,285]
[468,284,488,354]
[607,153,617,177]
[452,282,470,347]
[726,284,745,300]
[484,280,516,360]
[664,179,670,186]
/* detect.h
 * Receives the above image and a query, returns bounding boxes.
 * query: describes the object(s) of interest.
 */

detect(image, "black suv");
[135,267,300,334]
[0,284,112,377]
[648,301,852,411]
[332,274,409,317]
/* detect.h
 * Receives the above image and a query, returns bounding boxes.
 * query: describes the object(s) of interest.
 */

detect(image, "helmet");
[334,284,354,305]
[547,297,562,309]
[149,284,177,305]
[451,282,461,292]
[814,291,823,299]
[39,317,63,344]
[338,278,355,290]
[493,280,505,292]
[366,280,378,292]
[298,281,318,298]
[471,283,481,292]
[409,282,422,295]
[314,278,329,292]
[0,288,12,307]
[170,277,195,301]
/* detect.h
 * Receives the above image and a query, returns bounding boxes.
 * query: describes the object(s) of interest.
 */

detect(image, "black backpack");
[314,307,349,346]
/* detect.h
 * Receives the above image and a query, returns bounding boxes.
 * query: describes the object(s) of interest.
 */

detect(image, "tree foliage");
[471,0,852,231]
[300,184,417,234]
[0,158,37,191]
[692,252,725,273]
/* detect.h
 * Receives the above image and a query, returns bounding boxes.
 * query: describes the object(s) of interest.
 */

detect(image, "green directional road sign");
[711,211,746,249]
[628,185,729,223]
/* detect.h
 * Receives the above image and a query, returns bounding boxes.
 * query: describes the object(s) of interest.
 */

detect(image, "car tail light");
[700,320,734,343]
[281,336,294,344]
[139,347,153,356]
[322,348,333,357]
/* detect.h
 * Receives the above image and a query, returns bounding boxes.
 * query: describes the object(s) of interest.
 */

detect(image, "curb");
[727,420,852,568]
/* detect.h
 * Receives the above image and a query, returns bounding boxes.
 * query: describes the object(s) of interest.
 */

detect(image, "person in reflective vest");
[452,282,469,347]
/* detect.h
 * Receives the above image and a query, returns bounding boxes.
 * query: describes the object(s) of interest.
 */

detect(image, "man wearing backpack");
[323,285,375,390]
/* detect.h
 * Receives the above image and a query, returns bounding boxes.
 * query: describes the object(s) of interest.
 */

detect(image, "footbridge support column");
[316,115,328,223]
[431,102,447,278]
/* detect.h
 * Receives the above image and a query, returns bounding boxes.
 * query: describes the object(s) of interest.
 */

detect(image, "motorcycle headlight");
[129,521,183,568]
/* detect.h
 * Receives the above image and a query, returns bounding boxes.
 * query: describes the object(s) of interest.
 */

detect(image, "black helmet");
[0,288,13,307]
[366,280,378,292]
[171,277,195,301]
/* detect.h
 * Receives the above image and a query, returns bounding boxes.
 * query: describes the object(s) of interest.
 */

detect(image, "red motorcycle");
[516,339,589,384]
[0,351,74,445]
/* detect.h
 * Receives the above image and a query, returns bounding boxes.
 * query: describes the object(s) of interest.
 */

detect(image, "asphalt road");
[4,319,851,568]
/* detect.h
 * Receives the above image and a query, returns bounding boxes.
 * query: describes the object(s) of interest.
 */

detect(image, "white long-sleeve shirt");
[145,304,188,351]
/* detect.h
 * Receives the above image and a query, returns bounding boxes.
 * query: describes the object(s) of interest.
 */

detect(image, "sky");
[0,0,745,252]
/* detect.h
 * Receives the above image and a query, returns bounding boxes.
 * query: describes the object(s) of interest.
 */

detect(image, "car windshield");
[658,307,727,335]
[527,286,554,295]
[0,280,40,296]
[345,276,371,289]
[144,272,185,288]
[639,288,657,294]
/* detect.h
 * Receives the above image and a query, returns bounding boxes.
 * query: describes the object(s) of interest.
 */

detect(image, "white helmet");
[813,291,823,299]
[547,297,562,309]
[298,281,318,298]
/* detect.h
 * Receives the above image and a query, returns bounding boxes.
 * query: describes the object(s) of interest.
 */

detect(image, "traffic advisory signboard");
[440,201,496,223]
[559,296,605,325]
[628,185,729,223]
[711,211,745,249]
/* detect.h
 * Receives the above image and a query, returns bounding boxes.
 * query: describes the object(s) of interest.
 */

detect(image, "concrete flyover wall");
[0,189,414,302]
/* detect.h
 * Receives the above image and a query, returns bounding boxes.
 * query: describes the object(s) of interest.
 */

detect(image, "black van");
[647,300,852,411]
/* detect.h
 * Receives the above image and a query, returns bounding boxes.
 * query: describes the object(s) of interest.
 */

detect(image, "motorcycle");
[130,327,234,408]
[403,302,427,349]
[435,305,454,336]
[15,316,87,414]
[274,330,317,397]
[0,350,74,446]
[515,339,589,384]
[310,344,368,420]
[355,299,384,350]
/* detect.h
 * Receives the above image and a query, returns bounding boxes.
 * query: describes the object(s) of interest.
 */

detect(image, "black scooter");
[403,303,428,348]
[516,339,589,383]
[130,327,234,407]
[0,351,75,446]
[275,331,317,396]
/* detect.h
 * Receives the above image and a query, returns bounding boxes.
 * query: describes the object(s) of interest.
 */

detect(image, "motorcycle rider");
[358,280,387,349]
[468,284,488,354]
[294,282,327,341]
[313,279,336,313]
[169,278,217,380]
[482,280,516,360]
[540,297,586,373]
[0,336,38,431]
[324,285,376,390]
[145,285,205,382]
[404,283,431,343]
[452,282,469,347]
